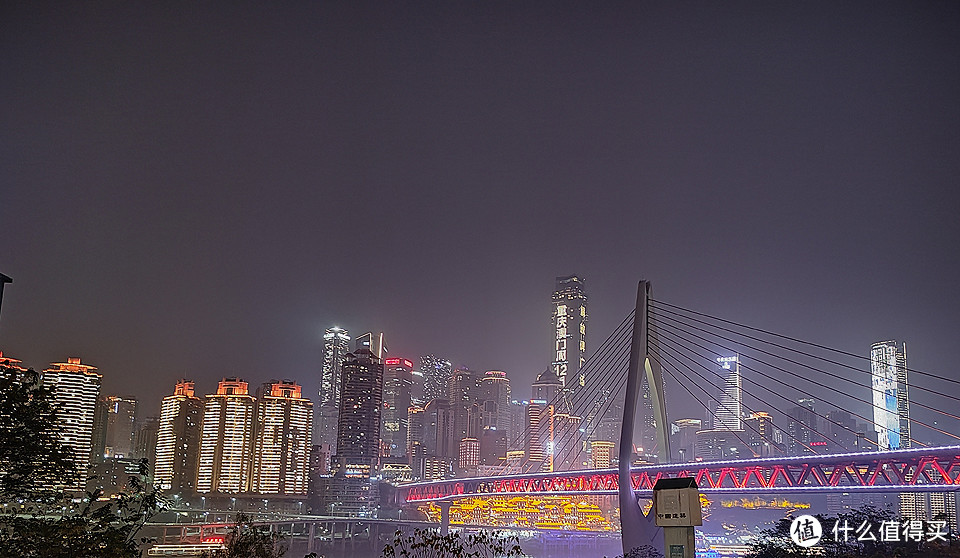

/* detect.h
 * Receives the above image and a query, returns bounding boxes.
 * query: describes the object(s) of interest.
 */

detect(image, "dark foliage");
[382,528,525,558]
[0,365,161,557]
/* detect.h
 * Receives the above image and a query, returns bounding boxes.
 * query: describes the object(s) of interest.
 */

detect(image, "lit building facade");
[670,418,702,462]
[334,348,383,475]
[317,326,350,455]
[449,367,481,454]
[714,356,742,431]
[420,354,452,404]
[458,437,480,474]
[871,340,909,450]
[197,378,256,494]
[381,358,414,458]
[590,440,615,469]
[551,275,588,389]
[480,370,512,438]
[43,357,101,491]
[252,380,312,495]
[103,395,137,459]
[155,380,203,493]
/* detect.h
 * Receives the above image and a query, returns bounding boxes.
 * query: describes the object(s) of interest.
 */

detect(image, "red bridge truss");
[401,446,960,503]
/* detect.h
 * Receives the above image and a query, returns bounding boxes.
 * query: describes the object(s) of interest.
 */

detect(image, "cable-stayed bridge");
[396,281,960,554]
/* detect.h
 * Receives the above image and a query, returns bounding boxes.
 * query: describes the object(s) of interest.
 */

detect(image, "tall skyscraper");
[714,356,742,431]
[155,380,203,493]
[420,354,452,403]
[381,358,414,458]
[197,378,256,494]
[871,341,909,450]
[786,398,820,455]
[424,398,455,459]
[334,348,384,475]
[448,367,481,452]
[551,275,588,389]
[318,326,350,455]
[103,395,137,459]
[354,331,386,359]
[251,380,312,495]
[479,370,512,437]
[43,357,101,491]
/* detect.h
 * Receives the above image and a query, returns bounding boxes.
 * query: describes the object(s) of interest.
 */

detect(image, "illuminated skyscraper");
[871,341,909,450]
[333,348,383,474]
[103,396,137,459]
[551,275,588,389]
[317,327,350,455]
[714,356,742,431]
[449,367,481,452]
[479,370,512,437]
[381,358,414,458]
[252,380,312,495]
[197,378,256,494]
[420,354,452,403]
[42,357,101,491]
[155,380,203,493]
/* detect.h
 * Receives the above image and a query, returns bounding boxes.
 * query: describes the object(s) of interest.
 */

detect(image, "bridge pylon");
[620,280,670,555]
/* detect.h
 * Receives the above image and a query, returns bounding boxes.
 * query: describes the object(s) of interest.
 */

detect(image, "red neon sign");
[384,358,401,365]
[403,359,413,368]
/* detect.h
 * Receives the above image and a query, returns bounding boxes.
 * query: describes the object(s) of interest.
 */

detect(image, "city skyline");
[2,3,959,427]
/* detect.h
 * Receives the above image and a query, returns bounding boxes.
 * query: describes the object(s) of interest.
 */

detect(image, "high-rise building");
[334,348,383,475]
[449,367,481,453]
[479,370,512,437]
[252,380,312,495]
[714,356,742,431]
[743,412,781,457]
[590,440,615,469]
[458,437,480,474]
[670,418,702,462]
[526,369,582,472]
[354,331,386,359]
[420,354,452,403]
[424,399,455,459]
[43,357,101,491]
[381,358,414,458]
[786,398,820,455]
[103,396,137,459]
[155,380,203,493]
[871,341,909,450]
[133,416,159,463]
[551,275,588,389]
[318,326,350,456]
[197,378,256,494]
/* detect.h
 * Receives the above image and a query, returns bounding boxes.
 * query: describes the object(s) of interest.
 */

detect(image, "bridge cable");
[504,310,634,455]
[650,316,902,447]
[523,332,633,473]
[554,370,629,470]
[651,318,949,447]
[651,300,960,390]
[647,349,770,458]
[653,333,861,453]
[510,311,635,473]
[648,338,836,455]
[650,312,959,443]
[650,303,960,405]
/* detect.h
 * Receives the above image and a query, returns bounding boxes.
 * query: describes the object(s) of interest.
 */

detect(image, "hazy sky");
[2,2,959,439]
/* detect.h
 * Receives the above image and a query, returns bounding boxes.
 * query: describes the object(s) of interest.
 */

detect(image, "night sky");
[2,2,959,436]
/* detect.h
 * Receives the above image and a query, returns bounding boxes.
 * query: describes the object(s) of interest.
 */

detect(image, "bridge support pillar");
[438,501,452,536]
[620,280,666,556]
